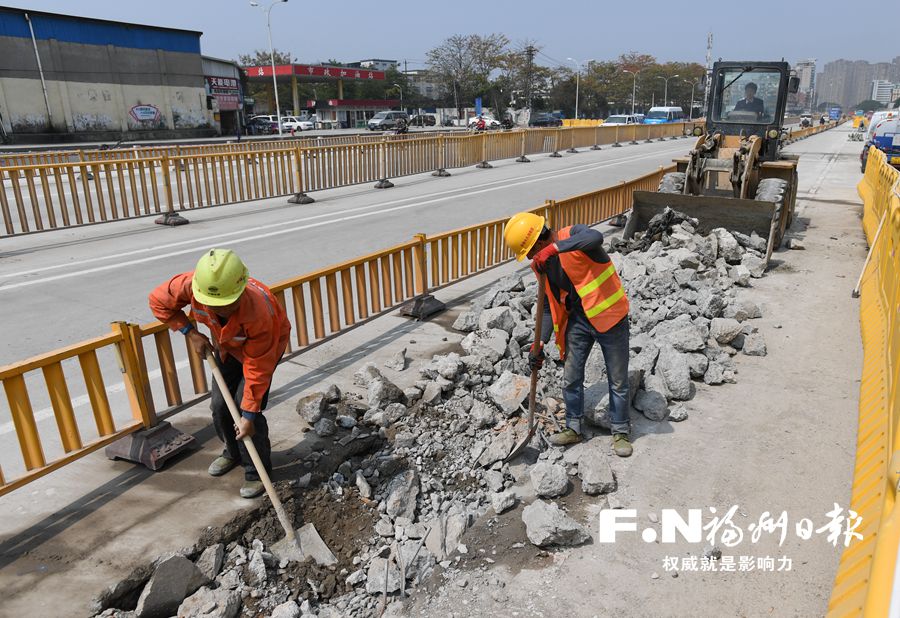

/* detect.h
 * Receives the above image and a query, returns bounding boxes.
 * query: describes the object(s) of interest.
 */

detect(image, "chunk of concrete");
[136,555,208,618]
[522,500,591,547]
[176,586,241,618]
[296,392,327,424]
[194,544,225,582]
[365,558,401,595]
[478,306,516,334]
[385,469,419,521]
[529,462,569,497]
[577,446,617,495]
[486,371,531,416]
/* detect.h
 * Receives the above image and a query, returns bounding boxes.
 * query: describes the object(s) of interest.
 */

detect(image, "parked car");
[602,114,640,126]
[249,115,279,133]
[467,115,501,129]
[368,111,410,130]
[281,116,315,132]
[247,116,274,135]
[643,106,685,124]
[409,114,436,127]
[528,113,562,127]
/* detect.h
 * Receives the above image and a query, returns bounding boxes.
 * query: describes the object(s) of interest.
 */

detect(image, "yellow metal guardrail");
[0,163,674,496]
[828,147,900,617]
[0,123,703,237]
[562,119,604,127]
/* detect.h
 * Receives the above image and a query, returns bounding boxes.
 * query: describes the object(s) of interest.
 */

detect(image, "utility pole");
[702,31,713,112]
[524,45,536,117]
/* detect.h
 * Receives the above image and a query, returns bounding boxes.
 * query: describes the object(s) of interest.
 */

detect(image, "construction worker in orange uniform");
[149,249,291,497]
[503,213,633,457]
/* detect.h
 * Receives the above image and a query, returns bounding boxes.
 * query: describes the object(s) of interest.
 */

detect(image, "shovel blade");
[270,523,337,566]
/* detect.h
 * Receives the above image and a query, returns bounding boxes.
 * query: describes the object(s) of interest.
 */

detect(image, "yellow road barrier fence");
[0,123,704,237]
[828,147,900,616]
[0,163,674,496]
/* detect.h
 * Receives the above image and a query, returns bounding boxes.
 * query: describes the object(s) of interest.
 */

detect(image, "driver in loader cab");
[734,82,765,118]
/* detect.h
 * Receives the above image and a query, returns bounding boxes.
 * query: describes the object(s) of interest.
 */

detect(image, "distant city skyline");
[8,0,895,71]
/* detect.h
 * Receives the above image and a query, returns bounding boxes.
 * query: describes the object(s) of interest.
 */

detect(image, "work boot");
[240,480,265,499]
[208,455,237,477]
[613,433,633,458]
[548,428,582,446]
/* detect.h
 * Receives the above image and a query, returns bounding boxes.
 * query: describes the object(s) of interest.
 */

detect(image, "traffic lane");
[0,138,690,278]
[0,140,692,362]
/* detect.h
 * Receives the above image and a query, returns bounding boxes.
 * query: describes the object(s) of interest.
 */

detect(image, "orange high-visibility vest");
[533,226,629,359]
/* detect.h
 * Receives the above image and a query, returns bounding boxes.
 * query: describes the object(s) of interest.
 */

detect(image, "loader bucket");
[626,191,781,263]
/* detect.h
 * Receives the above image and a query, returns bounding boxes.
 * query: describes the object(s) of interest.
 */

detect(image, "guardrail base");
[566,148,578,154]
[629,140,639,145]
[155,212,190,226]
[105,421,197,471]
[590,145,601,151]
[432,169,451,177]
[644,137,654,144]
[609,214,627,228]
[288,192,315,204]
[516,156,531,162]
[612,142,622,148]
[476,161,493,169]
[549,152,562,158]
[375,179,394,189]
[400,294,446,321]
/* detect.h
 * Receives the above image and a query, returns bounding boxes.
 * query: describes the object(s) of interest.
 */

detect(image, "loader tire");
[755,178,790,248]
[658,172,686,194]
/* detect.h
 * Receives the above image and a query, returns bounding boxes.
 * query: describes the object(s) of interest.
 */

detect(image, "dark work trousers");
[210,354,272,481]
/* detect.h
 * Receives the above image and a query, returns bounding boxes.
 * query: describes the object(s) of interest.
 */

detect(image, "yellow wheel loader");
[626,61,802,262]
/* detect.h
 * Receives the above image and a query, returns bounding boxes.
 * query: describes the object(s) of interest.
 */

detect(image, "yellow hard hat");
[503,212,546,261]
[192,249,249,306]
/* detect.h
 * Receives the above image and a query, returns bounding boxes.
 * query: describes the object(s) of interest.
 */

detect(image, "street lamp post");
[657,74,680,105]
[250,0,288,136]
[623,69,638,115]
[567,58,580,120]
[683,78,700,120]
[392,83,403,110]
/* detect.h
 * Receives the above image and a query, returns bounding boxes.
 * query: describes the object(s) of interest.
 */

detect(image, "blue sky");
[12,0,894,70]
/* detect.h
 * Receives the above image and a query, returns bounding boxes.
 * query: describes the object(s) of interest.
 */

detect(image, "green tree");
[426,33,510,117]
[854,99,887,112]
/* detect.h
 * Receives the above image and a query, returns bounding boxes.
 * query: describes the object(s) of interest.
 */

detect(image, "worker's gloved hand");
[528,341,545,370]
[532,243,559,273]
[235,414,256,440]
[186,329,213,357]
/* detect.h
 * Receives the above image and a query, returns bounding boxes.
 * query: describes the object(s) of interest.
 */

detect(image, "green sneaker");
[548,428,582,446]
[613,433,633,458]
[207,455,237,477]
[240,480,265,499]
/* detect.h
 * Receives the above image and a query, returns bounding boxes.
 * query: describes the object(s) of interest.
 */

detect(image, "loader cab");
[707,61,794,161]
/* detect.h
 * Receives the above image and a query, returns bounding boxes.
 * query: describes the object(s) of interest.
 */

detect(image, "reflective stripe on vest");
[576,263,616,298]
[584,287,626,318]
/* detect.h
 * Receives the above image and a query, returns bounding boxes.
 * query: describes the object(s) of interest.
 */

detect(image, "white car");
[467,115,501,129]
[602,114,640,126]
[281,116,315,131]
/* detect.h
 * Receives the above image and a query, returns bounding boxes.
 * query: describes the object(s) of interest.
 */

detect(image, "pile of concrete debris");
[93,210,776,618]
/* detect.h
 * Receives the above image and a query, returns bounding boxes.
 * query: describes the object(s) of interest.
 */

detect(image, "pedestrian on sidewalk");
[149,249,291,497]
[503,213,634,457]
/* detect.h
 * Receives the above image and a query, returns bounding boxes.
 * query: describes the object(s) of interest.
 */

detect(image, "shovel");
[204,351,336,565]
[506,273,547,461]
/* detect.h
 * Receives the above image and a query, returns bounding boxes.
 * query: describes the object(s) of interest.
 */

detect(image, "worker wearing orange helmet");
[503,213,633,457]
[149,249,291,497]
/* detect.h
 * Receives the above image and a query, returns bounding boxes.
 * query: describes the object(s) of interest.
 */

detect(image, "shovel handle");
[528,274,548,429]
[205,351,296,545]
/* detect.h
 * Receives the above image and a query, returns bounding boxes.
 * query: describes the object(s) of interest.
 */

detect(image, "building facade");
[872,80,898,105]
[203,55,243,136]
[818,57,900,109]
[0,6,213,142]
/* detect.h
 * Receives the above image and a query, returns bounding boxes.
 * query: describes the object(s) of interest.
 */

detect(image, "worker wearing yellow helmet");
[503,213,633,457]
[149,249,291,497]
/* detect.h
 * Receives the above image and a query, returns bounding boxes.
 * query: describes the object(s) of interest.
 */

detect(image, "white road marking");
[0,145,687,291]
[0,358,193,436]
